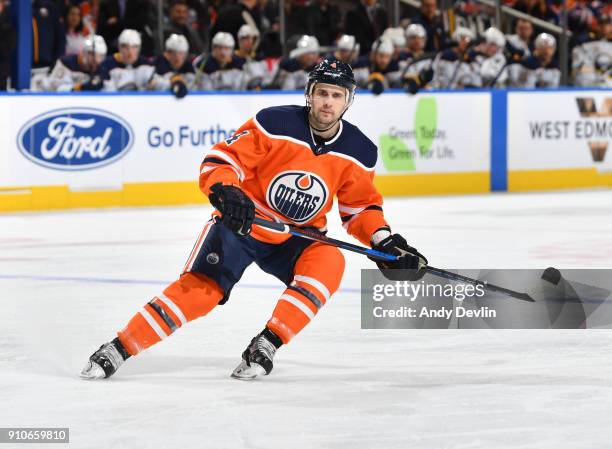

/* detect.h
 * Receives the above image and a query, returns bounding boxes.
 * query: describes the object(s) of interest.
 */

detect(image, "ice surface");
[1,191,611,449]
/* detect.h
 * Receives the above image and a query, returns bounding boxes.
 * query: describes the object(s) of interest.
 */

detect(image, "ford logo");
[17,107,134,171]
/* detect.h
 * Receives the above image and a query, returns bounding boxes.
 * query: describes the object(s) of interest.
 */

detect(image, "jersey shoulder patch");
[329,120,378,170]
[254,105,311,145]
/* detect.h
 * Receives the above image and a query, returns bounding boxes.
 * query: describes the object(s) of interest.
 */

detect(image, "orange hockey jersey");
[199,105,389,246]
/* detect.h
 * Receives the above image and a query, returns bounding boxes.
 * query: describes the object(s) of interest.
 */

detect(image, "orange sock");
[117,272,224,356]
[267,243,345,344]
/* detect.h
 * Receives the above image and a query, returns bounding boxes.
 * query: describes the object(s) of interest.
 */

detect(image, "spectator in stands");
[507,32,561,88]
[184,0,212,53]
[477,27,507,87]
[506,18,534,57]
[64,5,87,56]
[303,0,342,46]
[275,34,320,90]
[210,0,262,45]
[572,15,611,87]
[101,29,154,91]
[42,35,107,91]
[430,26,480,89]
[164,0,205,57]
[345,0,388,55]
[567,0,599,45]
[98,0,153,55]
[235,24,269,89]
[333,34,360,64]
[409,0,447,52]
[513,0,558,27]
[257,0,283,57]
[31,0,66,69]
[353,38,402,94]
[0,0,15,90]
[280,0,308,41]
[148,34,195,98]
[194,32,247,90]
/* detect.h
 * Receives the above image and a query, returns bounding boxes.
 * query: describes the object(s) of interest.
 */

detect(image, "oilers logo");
[266,171,328,223]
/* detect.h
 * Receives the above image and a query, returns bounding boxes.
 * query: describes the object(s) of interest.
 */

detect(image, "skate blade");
[79,361,106,380]
[231,360,266,380]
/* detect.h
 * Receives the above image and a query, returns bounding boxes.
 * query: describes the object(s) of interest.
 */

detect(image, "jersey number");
[225,131,249,146]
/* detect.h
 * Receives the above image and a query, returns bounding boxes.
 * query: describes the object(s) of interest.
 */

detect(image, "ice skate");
[80,338,130,379]
[231,328,282,380]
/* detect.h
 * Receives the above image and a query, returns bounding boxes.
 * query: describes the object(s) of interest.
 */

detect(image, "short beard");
[310,109,340,130]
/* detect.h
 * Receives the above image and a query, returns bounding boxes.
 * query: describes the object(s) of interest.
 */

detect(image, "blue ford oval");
[17,107,134,171]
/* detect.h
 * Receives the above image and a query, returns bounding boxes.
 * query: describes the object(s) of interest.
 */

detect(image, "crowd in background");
[0,0,609,94]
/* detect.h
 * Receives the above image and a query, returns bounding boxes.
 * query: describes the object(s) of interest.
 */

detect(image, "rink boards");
[0,88,610,212]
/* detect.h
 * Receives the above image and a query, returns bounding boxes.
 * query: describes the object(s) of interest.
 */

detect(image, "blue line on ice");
[0,273,362,293]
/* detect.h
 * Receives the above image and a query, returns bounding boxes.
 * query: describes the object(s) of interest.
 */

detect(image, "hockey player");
[353,38,402,94]
[333,34,360,64]
[507,33,561,88]
[400,24,435,94]
[476,27,507,87]
[430,27,480,89]
[572,17,611,87]
[42,35,107,92]
[275,35,320,90]
[382,27,408,61]
[235,24,269,89]
[148,34,195,98]
[194,32,247,91]
[80,58,428,381]
[100,29,154,91]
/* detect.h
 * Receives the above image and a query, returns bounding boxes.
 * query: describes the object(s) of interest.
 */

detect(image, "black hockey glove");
[367,73,385,96]
[209,183,255,236]
[403,67,434,95]
[369,233,428,281]
[170,76,188,99]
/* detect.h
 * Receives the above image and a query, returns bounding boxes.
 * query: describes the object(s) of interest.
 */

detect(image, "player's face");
[166,50,187,70]
[537,44,554,62]
[604,23,612,40]
[457,36,470,52]
[373,51,392,69]
[309,84,347,128]
[485,42,500,57]
[408,36,425,53]
[83,52,103,70]
[239,36,255,52]
[120,44,140,65]
[213,45,233,64]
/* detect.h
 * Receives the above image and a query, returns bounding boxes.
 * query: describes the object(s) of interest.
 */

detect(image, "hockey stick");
[252,217,535,302]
